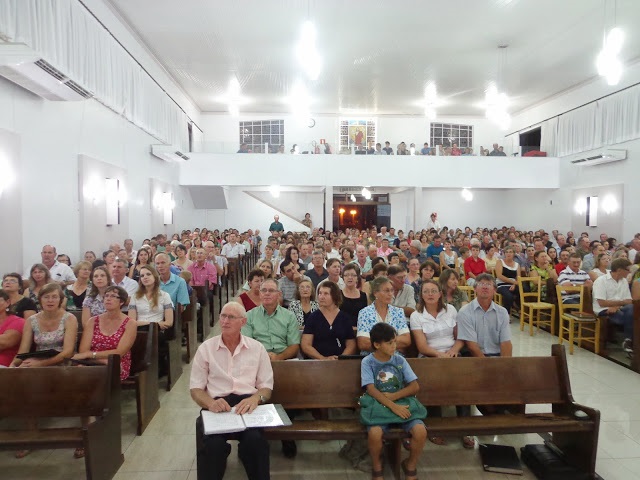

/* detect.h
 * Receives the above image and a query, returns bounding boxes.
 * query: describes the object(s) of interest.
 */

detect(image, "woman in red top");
[74,286,136,381]
[236,269,264,312]
[0,289,24,366]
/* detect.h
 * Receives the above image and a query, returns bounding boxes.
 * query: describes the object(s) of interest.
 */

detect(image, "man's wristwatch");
[92,351,97,360]
[258,394,266,404]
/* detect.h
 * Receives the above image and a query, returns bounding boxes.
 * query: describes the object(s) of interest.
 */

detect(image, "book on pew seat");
[16,349,60,360]
[479,444,523,475]
[201,403,285,435]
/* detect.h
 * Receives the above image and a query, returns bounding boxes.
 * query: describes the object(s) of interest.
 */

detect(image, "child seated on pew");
[361,323,427,480]
[180,270,194,296]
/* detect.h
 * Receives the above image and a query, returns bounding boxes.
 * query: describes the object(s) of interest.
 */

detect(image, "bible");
[201,403,285,435]
[479,443,523,475]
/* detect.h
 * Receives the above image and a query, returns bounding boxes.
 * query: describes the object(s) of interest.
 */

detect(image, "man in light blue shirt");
[456,274,512,357]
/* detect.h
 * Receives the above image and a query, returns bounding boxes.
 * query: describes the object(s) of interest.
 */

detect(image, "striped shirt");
[557,266,590,302]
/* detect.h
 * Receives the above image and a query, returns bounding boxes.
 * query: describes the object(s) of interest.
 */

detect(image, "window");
[239,120,284,153]
[339,119,376,152]
[430,123,473,148]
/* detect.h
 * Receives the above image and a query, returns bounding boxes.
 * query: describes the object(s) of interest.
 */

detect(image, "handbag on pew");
[358,361,427,426]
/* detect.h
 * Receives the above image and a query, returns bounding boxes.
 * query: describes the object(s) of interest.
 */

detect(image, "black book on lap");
[479,443,523,475]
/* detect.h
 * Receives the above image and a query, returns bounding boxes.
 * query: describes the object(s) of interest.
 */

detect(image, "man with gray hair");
[192,301,273,479]
[407,240,427,264]
[457,273,512,358]
[111,258,139,299]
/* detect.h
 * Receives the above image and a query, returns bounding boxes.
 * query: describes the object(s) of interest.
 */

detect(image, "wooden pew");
[182,290,198,363]
[122,324,160,435]
[267,344,600,480]
[193,285,211,341]
[0,355,123,480]
[166,305,183,391]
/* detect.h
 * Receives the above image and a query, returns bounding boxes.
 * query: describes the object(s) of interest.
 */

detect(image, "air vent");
[34,59,65,81]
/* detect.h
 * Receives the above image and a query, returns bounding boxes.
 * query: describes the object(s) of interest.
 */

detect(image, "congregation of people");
[2,220,639,479]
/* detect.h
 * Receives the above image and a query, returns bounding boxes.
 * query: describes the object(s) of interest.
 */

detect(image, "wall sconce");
[105,178,120,226]
[161,192,174,225]
[0,153,16,197]
[602,194,618,214]
[587,196,598,227]
[574,197,587,215]
[83,175,104,205]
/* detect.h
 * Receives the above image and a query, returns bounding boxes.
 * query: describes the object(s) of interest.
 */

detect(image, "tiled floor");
[2,324,640,479]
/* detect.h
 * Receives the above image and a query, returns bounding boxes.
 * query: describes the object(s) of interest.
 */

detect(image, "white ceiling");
[107,0,640,116]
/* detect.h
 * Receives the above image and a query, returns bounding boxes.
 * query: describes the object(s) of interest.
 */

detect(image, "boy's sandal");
[428,436,447,446]
[15,449,31,459]
[73,448,85,459]
[401,459,418,480]
[371,469,384,479]
[462,436,475,449]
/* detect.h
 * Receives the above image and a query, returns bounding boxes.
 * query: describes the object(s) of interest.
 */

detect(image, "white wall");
[0,128,23,273]
[0,76,204,273]
[198,113,505,154]
[201,188,309,237]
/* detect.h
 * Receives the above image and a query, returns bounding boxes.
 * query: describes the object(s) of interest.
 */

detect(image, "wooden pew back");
[0,357,119,418]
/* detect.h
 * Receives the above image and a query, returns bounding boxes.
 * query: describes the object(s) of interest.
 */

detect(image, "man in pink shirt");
[188,248,217,290]
[190,302,273,480]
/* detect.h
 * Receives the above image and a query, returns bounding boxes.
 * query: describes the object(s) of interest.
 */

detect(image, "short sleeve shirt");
[129,291,174,323]
[361,353,418,388]
[456,299,511,355]
[410,305,458,354]
[302,309,355,357]
[357,304,409,338]
[243,305,301,354]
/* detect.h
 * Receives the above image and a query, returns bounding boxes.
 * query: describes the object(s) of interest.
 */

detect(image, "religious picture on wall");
[339,119,376,152]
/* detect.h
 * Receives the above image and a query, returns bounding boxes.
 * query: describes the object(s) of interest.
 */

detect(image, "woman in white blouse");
[128,265,174,377]
[409,279,474,449]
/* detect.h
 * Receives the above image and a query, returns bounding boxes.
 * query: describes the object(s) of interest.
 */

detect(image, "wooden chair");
[518,276,556,336]
[556,285,600,354]
[458,285,475,302]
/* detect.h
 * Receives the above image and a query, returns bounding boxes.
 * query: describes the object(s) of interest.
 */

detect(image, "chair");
[458,286,475,302]
[518,276,556,336]
[556,285,600,355]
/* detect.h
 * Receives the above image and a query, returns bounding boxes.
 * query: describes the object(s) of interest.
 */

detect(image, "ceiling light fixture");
[461,188,473,202]
[296,20,322,81]
[485,45,511,130]
[288,79,311,120]
[361,187,372,200]
[424,82,438,120]
[269,185,281,198]
[219,76,248,116]
[350,194,356,202]
[596,27,624,85]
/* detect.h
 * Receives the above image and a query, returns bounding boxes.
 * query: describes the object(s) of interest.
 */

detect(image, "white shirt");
[409,306,458,355]
[316,276,345,295]
[426,220,442,231]
[326,249,341,260]
[129,291,173,323]
[25,260,76,282]
[592,273,632,314]
[113,276,139,298]
[221,242,243,258]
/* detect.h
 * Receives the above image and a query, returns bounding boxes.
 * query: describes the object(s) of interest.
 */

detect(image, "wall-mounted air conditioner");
[0,43,92,101]
[151,145,190,162]
[570,149,627,166]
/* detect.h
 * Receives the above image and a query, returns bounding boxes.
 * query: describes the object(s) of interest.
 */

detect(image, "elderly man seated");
[191,302,273,480]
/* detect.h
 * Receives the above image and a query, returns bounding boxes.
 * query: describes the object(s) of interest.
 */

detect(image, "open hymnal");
[201,403,285,435]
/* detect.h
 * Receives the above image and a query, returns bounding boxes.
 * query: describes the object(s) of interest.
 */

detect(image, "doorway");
[332,195,391,232]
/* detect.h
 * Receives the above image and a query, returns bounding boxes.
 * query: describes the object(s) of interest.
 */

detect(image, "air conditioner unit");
[151,144,190,162]
[570,149,626,166]
[0,43,92,101]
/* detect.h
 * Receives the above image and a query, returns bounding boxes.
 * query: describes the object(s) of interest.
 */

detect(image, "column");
[324,185,333,232]
[413,187,423,231]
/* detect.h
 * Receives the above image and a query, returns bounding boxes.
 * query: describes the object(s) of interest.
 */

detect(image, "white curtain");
[0,0,188,150]
[597,85,640,146]
[540,117,558,156]
[556,102,599,157]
